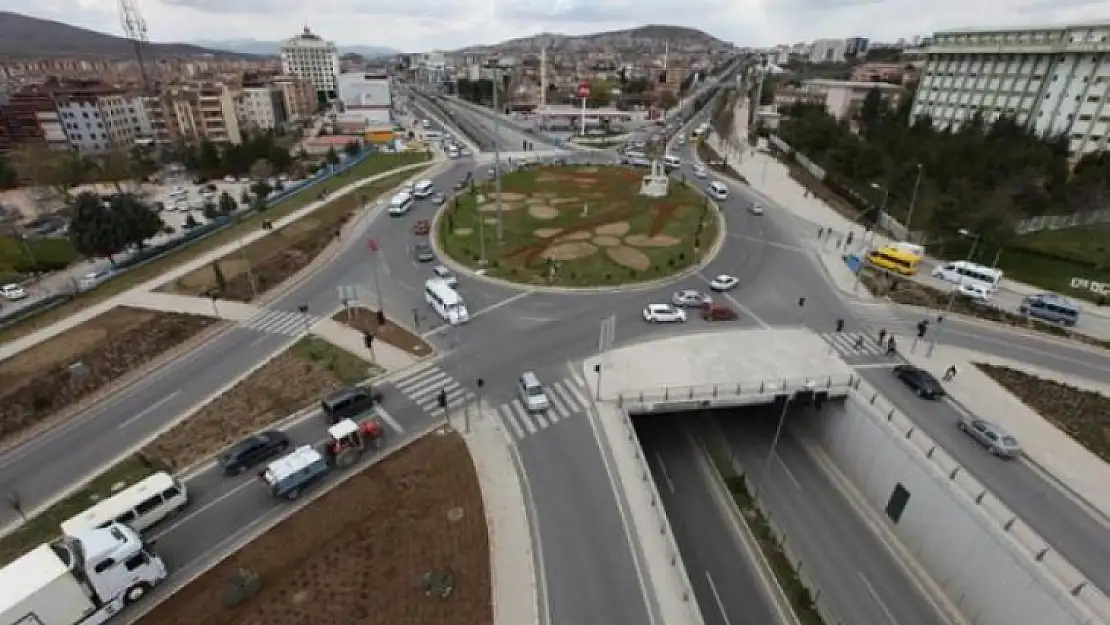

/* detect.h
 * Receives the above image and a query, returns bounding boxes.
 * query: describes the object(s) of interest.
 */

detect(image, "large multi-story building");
[53,81,149,154]
[336,72,391,127]
[280,27,339,102]
[238,85,288,131]
[144,81,242,146]
[912,22,1110,159]
[271,74,317,121]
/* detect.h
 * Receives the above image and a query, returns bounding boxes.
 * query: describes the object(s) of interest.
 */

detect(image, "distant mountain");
[192,39,398,58]
[0,12,253,59]
[455,24,730,54]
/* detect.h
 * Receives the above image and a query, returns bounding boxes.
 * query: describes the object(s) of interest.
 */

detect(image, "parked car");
[701,303,739,321]
[0,283,27,300]
[643,303,687,323]
[671,289,712,307]
[219,431,291,475]
[892,365,945,399]
[709,275,739,291]
[958,417,1021,458]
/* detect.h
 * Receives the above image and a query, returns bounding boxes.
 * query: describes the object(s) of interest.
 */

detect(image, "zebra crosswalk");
[238,309,320,337]
[492,376,592,441]
[393,365,475,418]
[820,332,892,358]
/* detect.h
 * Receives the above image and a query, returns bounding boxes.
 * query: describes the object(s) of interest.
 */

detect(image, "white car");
[433,265,458,287]
[643,303,687,323]
[709,275,740,292]
[78,270,112,291]
[957,283,992,303]
[1,283,27,300]
[671,289,712,307]
[749,202,764,215]
[693,165,708,178]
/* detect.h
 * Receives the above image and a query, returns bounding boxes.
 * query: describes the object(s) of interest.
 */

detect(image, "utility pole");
[905,164,924,237]
[927,230,980,358]
[491,63,505,242]
[368,238,384,312]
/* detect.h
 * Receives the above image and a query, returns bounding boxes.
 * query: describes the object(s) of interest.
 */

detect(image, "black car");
[892,365,945,399]
[321,385,381,424]
[219,431,291,475]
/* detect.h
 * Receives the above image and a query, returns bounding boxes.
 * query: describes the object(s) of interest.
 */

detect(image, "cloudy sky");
[10,0,1110,51]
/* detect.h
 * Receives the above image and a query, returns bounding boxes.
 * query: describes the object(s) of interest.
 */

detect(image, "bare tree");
[93,148,135,194]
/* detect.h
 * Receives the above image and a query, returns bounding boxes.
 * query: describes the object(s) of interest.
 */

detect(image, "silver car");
[671,289,711,307]
[958,417,1021,459]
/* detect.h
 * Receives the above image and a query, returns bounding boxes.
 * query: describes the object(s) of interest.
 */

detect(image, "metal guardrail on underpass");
[616,374,858,414]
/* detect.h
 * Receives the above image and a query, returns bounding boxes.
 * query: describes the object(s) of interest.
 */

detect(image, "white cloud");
[9,0,1110,52]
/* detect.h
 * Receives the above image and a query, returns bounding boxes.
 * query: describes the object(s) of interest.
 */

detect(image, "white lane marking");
[655,451,675,493]
[776,456,803,491]
[696,278,771,329]
[499,403,526,439]
[151,476,256,540]
[376,407,404,433]
[858,571,899,625]
[422,291,533,337]
[116,392,180,430]
[512,399,537,435]
[705,571,732,625]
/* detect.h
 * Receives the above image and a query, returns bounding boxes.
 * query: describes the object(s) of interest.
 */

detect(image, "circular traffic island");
[436,164,721,288]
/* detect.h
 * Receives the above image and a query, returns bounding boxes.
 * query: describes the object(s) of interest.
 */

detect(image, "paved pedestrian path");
[0,160,438,362]
[903,343,1110,523]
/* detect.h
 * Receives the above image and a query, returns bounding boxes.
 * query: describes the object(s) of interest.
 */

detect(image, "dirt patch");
[534,228,562,239]
[144,340,380,470]
[535,175,566,184]
[592,236,622,247]
[625,234,682,247]
[594,222,631,237]
[606,246,651,271]
[549,197,580,205]
[0,308,217,445]
[542,242,598,261]
[525,197,549,206]
[976,364,1110,462]
[476,201,521,213]
[528,205,560,220]
[334,307,432,357]
[134,432,490,625]
[575,178,597,186]
[576,167,599,174]
[559,232,592,242]
[454,228,473,236]
[495,192,527,201]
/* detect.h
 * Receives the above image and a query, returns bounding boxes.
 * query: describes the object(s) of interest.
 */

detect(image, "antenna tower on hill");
[119,0,151,93]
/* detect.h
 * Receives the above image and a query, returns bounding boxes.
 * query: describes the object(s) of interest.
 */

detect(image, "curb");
[428,172,729,295]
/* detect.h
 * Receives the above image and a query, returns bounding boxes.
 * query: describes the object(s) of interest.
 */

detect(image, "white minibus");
[388,192,414,216]
[424,278,470,325]
[663,155,682,170]
[708,181,729,200]
[413,180,435,198]
[930,260,1002,292]
[61,471,188,537]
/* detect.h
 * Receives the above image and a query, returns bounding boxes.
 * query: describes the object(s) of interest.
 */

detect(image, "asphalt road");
[859,367,1110,593]
[637,415,782,625]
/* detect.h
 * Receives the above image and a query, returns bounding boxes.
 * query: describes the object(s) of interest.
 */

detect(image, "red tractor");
[322,418,385,469]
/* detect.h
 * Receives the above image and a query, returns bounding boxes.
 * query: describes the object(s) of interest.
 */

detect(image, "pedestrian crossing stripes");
[393,365,475,418]
[238,309,320,337]
[493,377,592,441]
[820,332,890,358]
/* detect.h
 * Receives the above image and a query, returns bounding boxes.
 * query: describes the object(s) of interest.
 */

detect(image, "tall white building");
[280,26,340,102]
[336,72,392,127]
[912,22,1110,159]
[809,39,847,63]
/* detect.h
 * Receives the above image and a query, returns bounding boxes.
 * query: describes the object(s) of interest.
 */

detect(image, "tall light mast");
[119,0,151,93]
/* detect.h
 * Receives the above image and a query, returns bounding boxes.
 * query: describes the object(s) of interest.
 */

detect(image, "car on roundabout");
[709,274,739,292]
[701,303,739,321]
[413,242,436,263]
[749,202,764,215]
[432,192,447,206]
[412,219,430,236]
[433,265,458,287]
[671,289,712,307]
[453,179,467,190]
[693,165,708,178]
[643,303,687,323]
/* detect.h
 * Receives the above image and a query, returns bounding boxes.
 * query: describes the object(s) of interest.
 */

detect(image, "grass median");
[0,152,430,345]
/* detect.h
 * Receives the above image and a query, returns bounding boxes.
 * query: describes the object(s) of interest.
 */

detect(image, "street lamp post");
[927,229,980,358]
[905,164,924,236]
[491,66,505,243]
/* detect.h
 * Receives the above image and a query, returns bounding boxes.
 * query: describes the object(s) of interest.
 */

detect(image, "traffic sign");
[577,81,590,98]
[368,238,379,252]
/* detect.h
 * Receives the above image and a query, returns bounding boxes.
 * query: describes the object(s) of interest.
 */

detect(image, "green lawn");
[291,337,381,386]
[0,237,80,284]
[438,165,719,287]
[0,455,164,565]
[0,152,429,344]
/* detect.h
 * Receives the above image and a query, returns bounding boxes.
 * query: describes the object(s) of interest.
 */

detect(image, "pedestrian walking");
[878,328,887,344]
[943,365,958,381]
[846,231,854,246]
[818,226,825,238]
[854,335,865,350]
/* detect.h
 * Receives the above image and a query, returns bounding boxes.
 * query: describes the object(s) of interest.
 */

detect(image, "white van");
[708,181,729,201]
[413,180,435,198]
[388,192,414,216]
[425,278,470,325]
[61,471,188,537]
[930,260,1002,292]
[663,155,682,170]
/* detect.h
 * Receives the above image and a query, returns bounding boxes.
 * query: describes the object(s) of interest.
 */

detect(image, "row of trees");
[171,132,297,182]
[775,88,1110,250]
[0,145,159,198]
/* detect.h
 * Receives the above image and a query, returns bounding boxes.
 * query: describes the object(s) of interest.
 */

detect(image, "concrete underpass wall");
[799,387,1110,625]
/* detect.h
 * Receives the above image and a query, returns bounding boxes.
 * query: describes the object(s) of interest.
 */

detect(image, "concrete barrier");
[799,382,1110,625]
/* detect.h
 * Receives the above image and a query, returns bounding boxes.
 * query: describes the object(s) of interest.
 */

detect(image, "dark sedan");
[892,365,945,399]
[219,431,291,475]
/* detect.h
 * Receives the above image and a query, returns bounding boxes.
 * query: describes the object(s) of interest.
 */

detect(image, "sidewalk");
[902,343,1110,523]
[461,414,540,625]
[0,161,437,363]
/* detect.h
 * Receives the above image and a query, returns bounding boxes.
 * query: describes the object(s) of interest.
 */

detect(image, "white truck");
[0,523,167,625]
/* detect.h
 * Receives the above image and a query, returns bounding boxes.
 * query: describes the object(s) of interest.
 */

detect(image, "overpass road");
[5,92,1110,624]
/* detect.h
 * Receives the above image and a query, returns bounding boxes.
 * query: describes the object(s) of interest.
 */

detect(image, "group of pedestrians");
[850,326,958,381]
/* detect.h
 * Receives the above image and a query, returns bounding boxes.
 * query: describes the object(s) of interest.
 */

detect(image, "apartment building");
[801,79,906,121]
[912,22,1110,158]
[280,26,339,101]
[238,85,288,131]
[271,74,317,121]
[145,81,242,146]
[336,72,391,127]
[53,82,151,154]
[0,82,67,151]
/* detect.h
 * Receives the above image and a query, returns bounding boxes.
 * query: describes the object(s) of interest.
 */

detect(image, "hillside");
[0,12,251,59]
[455,24,729,54]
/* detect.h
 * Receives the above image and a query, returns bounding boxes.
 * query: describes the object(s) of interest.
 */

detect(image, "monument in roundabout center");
[640,159,670,198]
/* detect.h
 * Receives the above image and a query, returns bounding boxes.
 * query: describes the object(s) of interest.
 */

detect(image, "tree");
[657,90,679,112]
[68,192,130,263]
[249,158,274,182]
[93,149,135,194]
[218,191,238,215]
[344,140,361,157]
[325,147,340,166]
[250,180,273,200]
[10,145,87,199]
[587,79,612,108]
[858,88,886,137]
[0,155,17,190]
[115,194,164,249]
